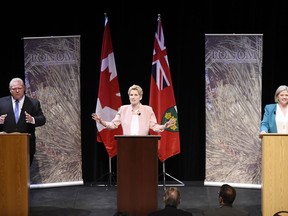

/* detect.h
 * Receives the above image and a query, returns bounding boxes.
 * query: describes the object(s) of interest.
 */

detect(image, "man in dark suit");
[203,184,249,216]
[0,77,46,166]
[148,187,193,216]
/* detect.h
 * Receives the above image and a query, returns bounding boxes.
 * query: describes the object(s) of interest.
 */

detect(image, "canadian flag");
[149,15,180,162]
[95,15,123,158]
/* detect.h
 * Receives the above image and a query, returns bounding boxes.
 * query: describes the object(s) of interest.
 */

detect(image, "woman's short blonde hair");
[128,84,143,97]
[274,85,288,102]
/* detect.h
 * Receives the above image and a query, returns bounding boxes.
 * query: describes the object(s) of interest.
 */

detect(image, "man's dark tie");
[14,100,19,123]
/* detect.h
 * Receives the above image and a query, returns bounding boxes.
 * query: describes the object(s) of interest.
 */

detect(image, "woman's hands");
[92,113,106,127]
[164,118,176,129]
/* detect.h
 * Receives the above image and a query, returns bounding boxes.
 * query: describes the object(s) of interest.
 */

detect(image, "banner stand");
[24,35,82,187]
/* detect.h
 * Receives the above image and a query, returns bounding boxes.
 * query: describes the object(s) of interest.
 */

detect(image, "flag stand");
[91,157,116,190]
[158,161,184,190]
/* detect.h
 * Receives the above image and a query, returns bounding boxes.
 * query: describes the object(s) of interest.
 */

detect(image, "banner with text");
[205,34,262,187]
[24,36,82,187]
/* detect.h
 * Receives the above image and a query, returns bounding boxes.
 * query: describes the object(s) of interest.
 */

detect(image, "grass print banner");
[205,34,263,187]
[24,36,82,187]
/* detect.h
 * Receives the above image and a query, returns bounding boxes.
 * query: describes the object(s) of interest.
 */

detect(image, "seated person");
[148,187,193,216]
[203,184,249,216]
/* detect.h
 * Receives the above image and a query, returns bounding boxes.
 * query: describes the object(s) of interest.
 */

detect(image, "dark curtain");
[1,1,287,183]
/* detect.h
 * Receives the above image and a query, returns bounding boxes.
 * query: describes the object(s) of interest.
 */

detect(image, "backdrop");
[0,1,287,183]
[205,34,262,187]
[23,36,82,187]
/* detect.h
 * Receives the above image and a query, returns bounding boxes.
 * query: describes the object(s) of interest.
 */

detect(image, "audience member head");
[218,184,236,206]
[163,187,181,207]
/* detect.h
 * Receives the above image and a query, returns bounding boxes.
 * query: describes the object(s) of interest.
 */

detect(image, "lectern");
[261,133,288,216]
[115,135,160,216]
[0,133,30,216]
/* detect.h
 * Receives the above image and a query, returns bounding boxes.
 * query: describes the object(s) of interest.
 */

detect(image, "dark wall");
[1,1,287,182]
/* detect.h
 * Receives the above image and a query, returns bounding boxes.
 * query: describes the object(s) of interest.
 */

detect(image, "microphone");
[135,109,141,116]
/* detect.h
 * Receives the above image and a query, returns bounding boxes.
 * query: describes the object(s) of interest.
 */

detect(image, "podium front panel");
[115,135,160,216]
[0,133,30,216]
[261,134,288,216]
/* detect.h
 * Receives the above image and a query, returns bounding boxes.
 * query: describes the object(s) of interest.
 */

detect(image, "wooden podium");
[115,135,160,216]
[261,133,288,216]
[0,133,30,216]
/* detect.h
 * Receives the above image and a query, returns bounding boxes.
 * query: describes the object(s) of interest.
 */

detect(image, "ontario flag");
[95,14,123,158]
[149,15,180,162]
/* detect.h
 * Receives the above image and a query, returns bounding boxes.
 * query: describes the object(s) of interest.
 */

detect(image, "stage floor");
[30,181,261,216]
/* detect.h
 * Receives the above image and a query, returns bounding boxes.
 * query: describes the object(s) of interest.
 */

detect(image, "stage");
[29,181,261,216]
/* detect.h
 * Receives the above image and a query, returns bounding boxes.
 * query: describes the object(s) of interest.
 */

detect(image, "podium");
[0,133,30,216]
[261,133,288,216]
[115,135,160,216]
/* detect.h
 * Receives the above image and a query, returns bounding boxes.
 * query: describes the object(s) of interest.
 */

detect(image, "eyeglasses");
[10,87,23,91]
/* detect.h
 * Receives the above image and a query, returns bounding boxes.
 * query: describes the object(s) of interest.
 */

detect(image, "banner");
[149,16,180,162]
[24,35,82,187]
[95,15,123,158]
[205,34,263,187]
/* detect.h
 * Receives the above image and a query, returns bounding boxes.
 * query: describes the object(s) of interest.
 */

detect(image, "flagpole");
[91,156,116,189]
[106,157,116,189]
[150,14,184,189]
[159,161,185,190]
[162,162,166,190]
[94,12,122,189]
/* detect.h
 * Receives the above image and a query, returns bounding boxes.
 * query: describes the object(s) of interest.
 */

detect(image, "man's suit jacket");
[148,206,193,216]
[260,104,277,133]
[0,95,46,156]
[203,205,249,216]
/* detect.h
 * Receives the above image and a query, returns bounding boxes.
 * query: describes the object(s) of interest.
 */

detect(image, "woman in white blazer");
[92,84,175,135]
